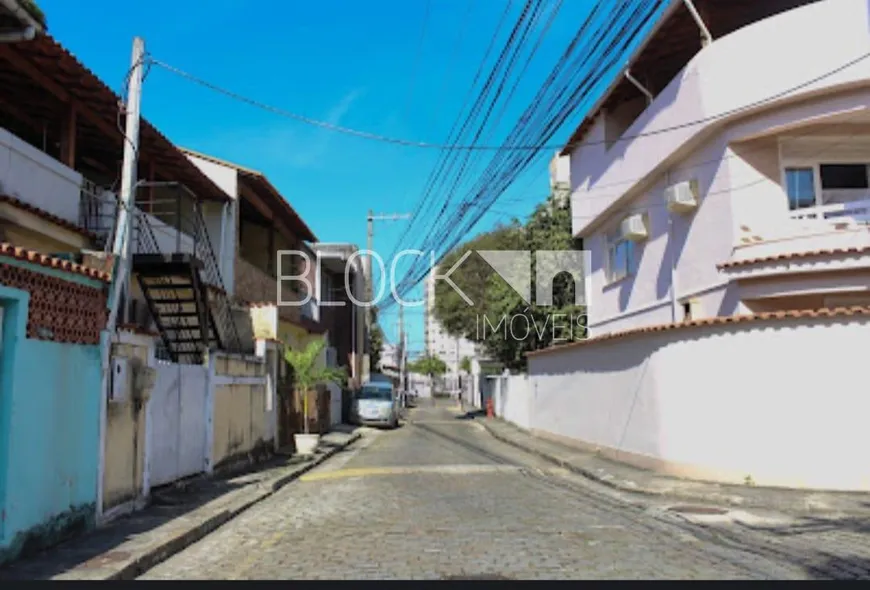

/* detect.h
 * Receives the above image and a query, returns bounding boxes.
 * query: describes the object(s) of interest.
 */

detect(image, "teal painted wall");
[0,282,102,562]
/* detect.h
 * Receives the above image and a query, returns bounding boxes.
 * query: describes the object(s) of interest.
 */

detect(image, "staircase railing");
[79,178,118,251]
[190,201,244,353]
[137,191,243,355]
[133,210,206,362]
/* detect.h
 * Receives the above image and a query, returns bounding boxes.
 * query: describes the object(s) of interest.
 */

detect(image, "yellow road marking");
[299,464,526,482]
[228,528,287,580]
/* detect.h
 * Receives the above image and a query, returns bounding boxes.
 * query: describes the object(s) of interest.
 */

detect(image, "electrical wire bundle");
[380,0,668,311]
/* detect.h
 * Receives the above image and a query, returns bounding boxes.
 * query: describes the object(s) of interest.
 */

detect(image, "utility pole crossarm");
[364,210,412,380]
[368,213,412,221]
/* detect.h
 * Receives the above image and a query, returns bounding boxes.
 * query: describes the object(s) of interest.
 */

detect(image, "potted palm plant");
[285,339,346,456]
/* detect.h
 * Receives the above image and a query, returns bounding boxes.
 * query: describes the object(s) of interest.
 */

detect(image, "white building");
[510,0,870,492]
[424,266,478,392]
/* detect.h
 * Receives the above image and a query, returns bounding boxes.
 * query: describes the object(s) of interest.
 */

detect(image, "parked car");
[351,382,401,428]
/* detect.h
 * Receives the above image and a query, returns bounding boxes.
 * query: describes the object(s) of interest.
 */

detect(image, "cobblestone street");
[137,401,870,580]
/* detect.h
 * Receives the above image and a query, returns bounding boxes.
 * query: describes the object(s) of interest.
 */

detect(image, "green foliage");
[407,354,448,378]
[369,307,384,370]
[433,220,525,340]
[19,0,46,28]
[284,339,346,434]
[459,356,472,374]
[432,195,587,371]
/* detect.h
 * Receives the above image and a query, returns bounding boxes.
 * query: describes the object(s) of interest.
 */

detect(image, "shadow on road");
[0,452,319,580]
[454,410,486,421]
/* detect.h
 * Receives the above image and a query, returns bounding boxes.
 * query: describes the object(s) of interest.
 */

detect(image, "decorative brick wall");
[0,262,108,344]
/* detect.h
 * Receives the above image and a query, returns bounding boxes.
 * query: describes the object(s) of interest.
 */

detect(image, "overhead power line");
[385,0,548,266]
[382,0,658,307]
[146,47,870,153]
[382,40,870,308]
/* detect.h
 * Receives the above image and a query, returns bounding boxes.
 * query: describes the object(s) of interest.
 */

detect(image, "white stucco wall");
[495,374,533,430]
[185,154,239,293]
[0,127,82,224]
[187,156,239,201]
[571,0,870,237]
[574,0,870,335]
[528,315,870,491]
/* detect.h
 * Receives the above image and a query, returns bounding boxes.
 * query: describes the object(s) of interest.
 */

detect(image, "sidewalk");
[0,426,361,581]
[478,416,870,518]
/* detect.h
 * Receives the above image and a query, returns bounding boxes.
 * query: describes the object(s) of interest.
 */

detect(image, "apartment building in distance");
[423,266,478,392]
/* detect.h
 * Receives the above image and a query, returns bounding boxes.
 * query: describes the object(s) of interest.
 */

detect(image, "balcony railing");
[789,198,870,225]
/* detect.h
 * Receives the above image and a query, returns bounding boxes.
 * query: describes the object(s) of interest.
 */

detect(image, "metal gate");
[148,361,208,487]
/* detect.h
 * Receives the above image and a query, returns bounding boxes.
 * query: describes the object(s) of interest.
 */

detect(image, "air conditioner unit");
[664,179,699,214]
[620,213,649,241]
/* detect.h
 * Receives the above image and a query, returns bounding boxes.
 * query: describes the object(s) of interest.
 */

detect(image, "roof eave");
[242,172,318,243]
[559,0,683,157]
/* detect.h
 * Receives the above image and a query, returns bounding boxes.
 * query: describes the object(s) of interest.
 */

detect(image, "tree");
[285,339,346,435]
[369,307,384,370]
[407,354,448,380]
[459,356,472,374]
[433,220,525,341]
[433,195,587,371]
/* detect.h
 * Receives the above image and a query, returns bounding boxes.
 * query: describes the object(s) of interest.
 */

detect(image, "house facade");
[0,30,291,563]
[312,242,365,387]
[517,0,870,491]
[571,0,870,337]
[181,148,322,343]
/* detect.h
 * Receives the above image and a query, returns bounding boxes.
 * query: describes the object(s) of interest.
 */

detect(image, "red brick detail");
[0,262,108,345]
[0,243,111,282]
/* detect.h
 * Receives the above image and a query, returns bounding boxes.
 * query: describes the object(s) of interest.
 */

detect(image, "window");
[784,167,816,210]
[820,164,869,190]
[605,228,636,283]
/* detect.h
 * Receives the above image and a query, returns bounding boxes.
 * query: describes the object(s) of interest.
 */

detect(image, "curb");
[478,420,747,507]
[480,420,870,517]
[101,431,361,581]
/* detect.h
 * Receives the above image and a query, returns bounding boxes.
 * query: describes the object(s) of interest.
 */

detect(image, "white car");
[351,382,401,428]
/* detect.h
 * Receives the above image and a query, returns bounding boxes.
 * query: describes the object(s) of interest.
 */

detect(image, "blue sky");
[40,0,658,355]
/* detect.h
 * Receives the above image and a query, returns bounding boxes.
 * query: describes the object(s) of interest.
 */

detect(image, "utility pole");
[99,35,145,524]
[455,336,460,401]
[107,36,145,330]
[364,210,411,377]
[398,303,406,392]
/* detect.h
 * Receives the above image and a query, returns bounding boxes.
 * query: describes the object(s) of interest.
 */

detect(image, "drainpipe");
[682,0,712,47]
[665,170,680,323]
[96,37,145,524]
[0,25,35,42]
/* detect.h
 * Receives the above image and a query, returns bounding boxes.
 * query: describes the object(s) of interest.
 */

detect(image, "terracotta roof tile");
[0,243,111,282]
[0,194,99,240]
[3,35,229,203]
[527,306,870,358]
[717,246,870,269]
